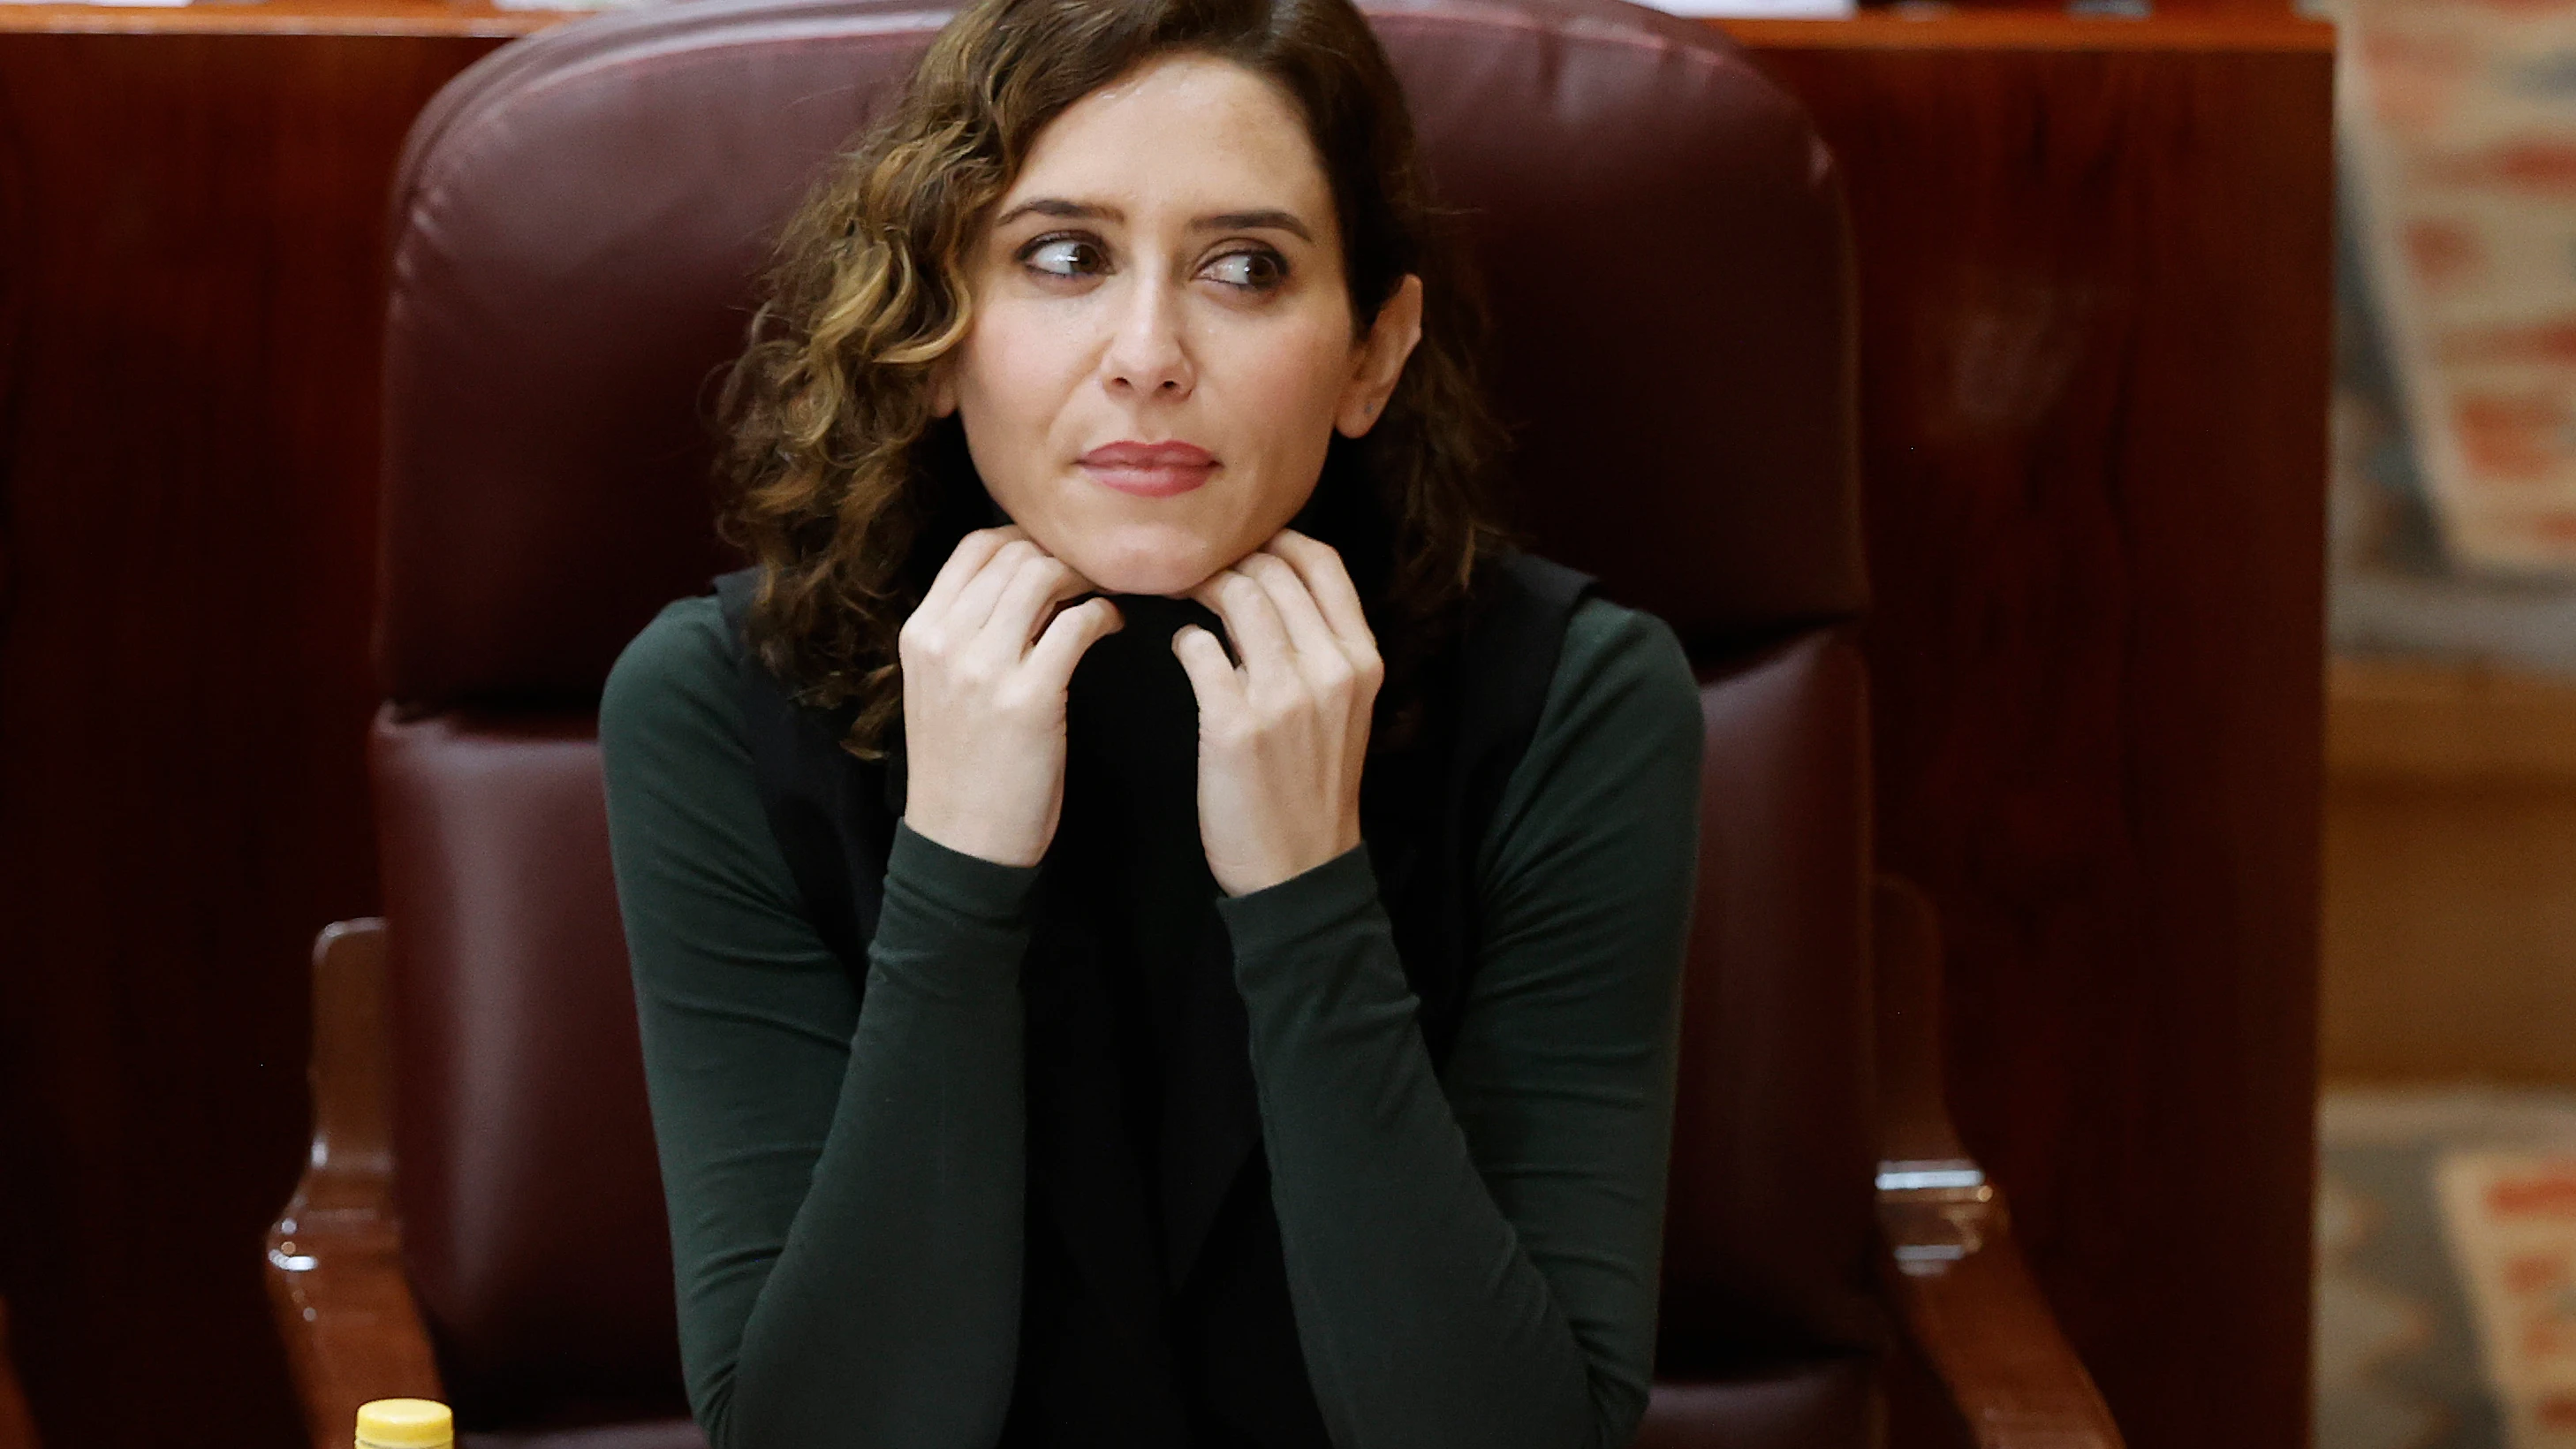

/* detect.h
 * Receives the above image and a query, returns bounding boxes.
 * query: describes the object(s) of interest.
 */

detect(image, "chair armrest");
[265,919,443,1449]
[1874,877,2122,1449]
[1879,1173,2121,1449]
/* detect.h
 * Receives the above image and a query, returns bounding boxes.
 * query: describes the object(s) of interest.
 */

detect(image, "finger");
[944,537,1041,634]
[1025,596,1124,686]
[981,554,1093,653]
[1171,624,1246,713]
[918,525,1026,618]
[1237,552,1345,667]
[1190,570,1294,685]
[1262,530,1374,650]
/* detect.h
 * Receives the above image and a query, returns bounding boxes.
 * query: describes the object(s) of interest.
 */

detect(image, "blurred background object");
[2318,0,2576,1443]
[2336,0,2576,588]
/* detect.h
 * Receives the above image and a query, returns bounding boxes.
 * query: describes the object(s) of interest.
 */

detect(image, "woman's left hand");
[1172,529,1385,897]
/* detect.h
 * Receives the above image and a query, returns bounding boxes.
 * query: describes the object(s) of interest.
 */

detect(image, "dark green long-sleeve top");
[598,588,1702,1449]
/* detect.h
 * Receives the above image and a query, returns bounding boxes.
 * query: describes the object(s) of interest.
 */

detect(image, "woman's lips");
[1080,440,1216,498]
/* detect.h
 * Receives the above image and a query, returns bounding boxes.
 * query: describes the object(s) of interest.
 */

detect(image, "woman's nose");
[1102,278,1193,399]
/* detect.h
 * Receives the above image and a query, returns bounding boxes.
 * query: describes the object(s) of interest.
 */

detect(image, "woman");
[599,0,1703,1442]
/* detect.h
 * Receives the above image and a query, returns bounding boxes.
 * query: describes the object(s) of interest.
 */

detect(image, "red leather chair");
[264,1,2123,1445]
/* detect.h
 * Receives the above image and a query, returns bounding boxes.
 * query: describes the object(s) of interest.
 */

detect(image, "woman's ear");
[929,357,959,419]
[1337,274,1425,439]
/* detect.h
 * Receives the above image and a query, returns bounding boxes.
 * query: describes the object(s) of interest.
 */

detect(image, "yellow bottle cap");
[355,1399,452,1449]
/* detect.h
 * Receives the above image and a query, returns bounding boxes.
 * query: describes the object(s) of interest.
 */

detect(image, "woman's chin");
[1057,537,1230,599]
[1095,567,1214,599]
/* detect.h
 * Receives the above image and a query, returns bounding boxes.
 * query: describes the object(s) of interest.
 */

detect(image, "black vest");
[712,551,1595,1448]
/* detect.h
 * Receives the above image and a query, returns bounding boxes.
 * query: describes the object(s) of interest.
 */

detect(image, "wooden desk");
[1761,22,2331,1449]
[0,9,2329,1447]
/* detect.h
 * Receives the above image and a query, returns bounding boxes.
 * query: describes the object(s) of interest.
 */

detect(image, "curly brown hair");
[717,0,1511,757]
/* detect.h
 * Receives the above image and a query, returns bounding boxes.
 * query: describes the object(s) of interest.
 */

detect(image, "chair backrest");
[372,0,1868,1425]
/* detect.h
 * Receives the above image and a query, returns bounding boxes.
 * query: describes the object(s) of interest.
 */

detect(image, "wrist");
[900,800,1047,869]
[1213,816,1362,897]
[901,773,1050,861]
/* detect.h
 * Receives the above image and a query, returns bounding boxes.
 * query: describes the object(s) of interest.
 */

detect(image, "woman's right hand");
[898,526,1124,868]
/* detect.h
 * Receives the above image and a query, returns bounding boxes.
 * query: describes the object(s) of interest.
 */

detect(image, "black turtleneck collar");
[1050,591,1235,1171]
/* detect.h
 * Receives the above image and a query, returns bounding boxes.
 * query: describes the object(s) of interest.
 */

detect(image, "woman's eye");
[1021,236,1106,278]
[1203,248,1287,292]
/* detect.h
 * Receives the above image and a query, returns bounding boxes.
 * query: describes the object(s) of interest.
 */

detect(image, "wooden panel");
[1744,35,2332,1449]
[0,30,505,1449]
[0,0,546,35]
[1724,11,2330,49]
[0,1298,37,1449]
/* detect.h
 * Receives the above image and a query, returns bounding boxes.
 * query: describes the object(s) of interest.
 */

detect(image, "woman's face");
[936,52,1423,597]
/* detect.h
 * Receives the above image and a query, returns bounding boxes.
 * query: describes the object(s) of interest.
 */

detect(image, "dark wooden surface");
[1753,33,2333,1449]
[0,1299,37,1449]
[0,29,507,1448]
[0,11,2330,1449]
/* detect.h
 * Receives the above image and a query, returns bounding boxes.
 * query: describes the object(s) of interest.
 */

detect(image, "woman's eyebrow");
[989,199,1313,243]
[1194,209,1312,241]
[992,197,1119,228]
